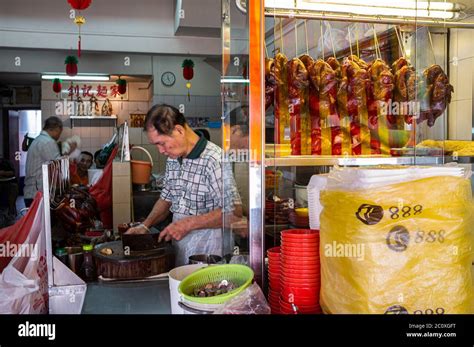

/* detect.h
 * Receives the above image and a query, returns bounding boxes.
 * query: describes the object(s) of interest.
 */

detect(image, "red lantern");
[182,59,194,101]
[182,59,194,80]
[116,78,127,95]
[52,78,62,94]
[65,55,78,77]
[67,0,92,10]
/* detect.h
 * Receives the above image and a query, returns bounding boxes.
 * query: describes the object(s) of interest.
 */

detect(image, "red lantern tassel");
[187,89,190,102]
[78,35,81,58]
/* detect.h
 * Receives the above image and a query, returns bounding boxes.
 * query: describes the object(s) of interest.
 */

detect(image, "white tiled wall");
[42,83,222,175]
[449,29,474,140]
[41,81,152,157]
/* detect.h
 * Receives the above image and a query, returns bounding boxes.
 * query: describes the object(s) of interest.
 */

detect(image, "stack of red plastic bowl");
[267,246,281,314]
[279,229,322,314]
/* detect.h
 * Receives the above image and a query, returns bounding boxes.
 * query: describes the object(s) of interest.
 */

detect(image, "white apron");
[171,212,223,267]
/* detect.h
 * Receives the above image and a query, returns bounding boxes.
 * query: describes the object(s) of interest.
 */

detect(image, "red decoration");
[65,55,78,77]
[182,59,194,80]
[67,0,92,10]
[116,78,127,95]
[52,79,62,94]
[182,59,194,101]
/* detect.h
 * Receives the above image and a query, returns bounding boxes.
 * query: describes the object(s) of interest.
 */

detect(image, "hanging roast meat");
[419,64,454,127]
[367,59,395,154]
[274,53,289,144]
[265,58,276,110]
[392,57,418,125]
[301,55,322,155]
[287,57,310,155]
[338,57,370,155]
[53,186,99,233]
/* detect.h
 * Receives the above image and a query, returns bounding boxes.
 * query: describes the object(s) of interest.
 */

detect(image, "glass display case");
[221,0,474,286]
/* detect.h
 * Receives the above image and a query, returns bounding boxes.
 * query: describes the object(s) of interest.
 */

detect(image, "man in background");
[24,116,76,207]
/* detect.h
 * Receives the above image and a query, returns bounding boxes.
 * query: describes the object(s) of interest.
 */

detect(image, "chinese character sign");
[62,82,128,100]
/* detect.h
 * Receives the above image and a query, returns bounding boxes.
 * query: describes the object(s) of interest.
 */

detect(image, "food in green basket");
[193,280,237,297]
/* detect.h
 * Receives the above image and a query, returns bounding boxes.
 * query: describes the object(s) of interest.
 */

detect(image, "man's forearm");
[184,209,223,232]
[143,198,172,228]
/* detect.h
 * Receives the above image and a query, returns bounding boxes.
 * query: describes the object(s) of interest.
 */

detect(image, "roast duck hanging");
[52,186,100,234]
[266,54,454,129]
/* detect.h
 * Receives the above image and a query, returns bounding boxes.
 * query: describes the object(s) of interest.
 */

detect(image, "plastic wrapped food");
[320,170,474,314]
[213,283,271,315]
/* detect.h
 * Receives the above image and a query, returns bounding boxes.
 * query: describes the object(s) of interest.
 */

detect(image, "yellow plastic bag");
[320,176,474,314]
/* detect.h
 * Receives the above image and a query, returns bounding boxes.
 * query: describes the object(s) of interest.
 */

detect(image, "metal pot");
[188,254,223,265]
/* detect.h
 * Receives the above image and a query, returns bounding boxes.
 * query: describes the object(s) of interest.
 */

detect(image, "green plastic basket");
[178,264,254,305]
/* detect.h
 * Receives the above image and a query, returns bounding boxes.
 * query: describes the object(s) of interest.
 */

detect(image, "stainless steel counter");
[81,278,171,314]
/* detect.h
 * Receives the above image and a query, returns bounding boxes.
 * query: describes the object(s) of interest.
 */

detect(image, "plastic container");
[168,264,208,314]
[294,185,308,207]
[130,146,153,185]
[307,174,328,230]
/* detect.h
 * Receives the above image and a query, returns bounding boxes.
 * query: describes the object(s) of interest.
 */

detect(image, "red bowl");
[281,251,320,259]
[269,276,281,283]
[281,242,319,249]
[269,292,279,298]
[281,239,319,247]
[281,272,319,281]
[281,286,319,299]
[281,264,320,271]
[281,268,320,278]
[281,245,320,252]
[281,299,320,310]
[280,281,320,290]
[281,229,320,239]
[281,265,320,273]
[268,265,281,271]
[280,265,320,272]
[268,277,281,284]
[280,263,321,274]
[280,255,320,264]
[281,277,320,286]
[267,246,281,255]
[280,296,320,307]
[269,284,281,292]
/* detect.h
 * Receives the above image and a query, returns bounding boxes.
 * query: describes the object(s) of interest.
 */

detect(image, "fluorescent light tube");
[265,0,460,20]
[42,74,110,81]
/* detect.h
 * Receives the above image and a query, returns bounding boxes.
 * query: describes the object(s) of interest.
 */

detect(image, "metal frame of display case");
[228,0,474,286]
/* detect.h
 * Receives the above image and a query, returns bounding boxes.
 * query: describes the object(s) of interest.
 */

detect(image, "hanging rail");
[264,8,474,28]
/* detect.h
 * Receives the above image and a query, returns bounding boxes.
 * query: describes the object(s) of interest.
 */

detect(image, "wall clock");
[161,71,176,87]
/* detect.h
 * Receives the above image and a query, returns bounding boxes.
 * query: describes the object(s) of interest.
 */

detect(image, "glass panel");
[221,0,252,264]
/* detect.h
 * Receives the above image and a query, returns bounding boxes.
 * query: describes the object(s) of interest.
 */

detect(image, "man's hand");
[66,142,78,155]
[158,219,192,242]
[125,224,149,234]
